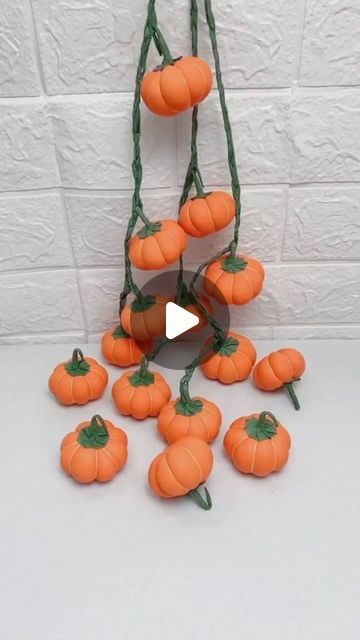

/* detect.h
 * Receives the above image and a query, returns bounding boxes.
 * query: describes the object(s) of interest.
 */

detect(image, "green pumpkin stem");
[193,171,205,197]
[64,348,90,377]
[188,487,212,511]
[78,415,110,449]
[72,348,85,364]
[284,382,300,411]
[245,411,278,441]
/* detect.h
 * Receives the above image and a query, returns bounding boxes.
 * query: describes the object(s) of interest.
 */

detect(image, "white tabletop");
[1,340,359,640]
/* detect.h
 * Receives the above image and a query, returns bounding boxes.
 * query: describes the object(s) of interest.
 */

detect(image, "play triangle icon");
[165,302,199,339]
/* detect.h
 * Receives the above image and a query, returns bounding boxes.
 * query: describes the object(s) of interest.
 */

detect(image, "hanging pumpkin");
[179,292,213,333]
[179,191,235,238]
[49,348,108,405]
[101,325,153,367]
[204,254,265,305]
[148,435,213,509]
[60,415,128,483]
[129,219,188,270]
[253,348,306,411]
[158,396,221,444]
[112,369,171,420]
[201,332,256,384]
[223,411,291,477]
[141,56,213,117]
[121,294,169,341]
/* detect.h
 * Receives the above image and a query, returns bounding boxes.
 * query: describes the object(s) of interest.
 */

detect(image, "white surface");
[166,302,199,338]
[1,340,360,640]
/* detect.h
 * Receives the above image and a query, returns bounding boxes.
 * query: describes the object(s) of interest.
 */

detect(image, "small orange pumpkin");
[112,369,171,420]
[121,294,169,341]
[49,348,108,405]
[253,348,306,410]
[141,56,212,117]
[129,220,188,270]
[60,415,128,483]
[179,191,235,238]
[178,292,213,333]
[148,435,213,509]
[158,396,222,444]
[204,254,265,305]
[101,325,153,367]
[201,332,256,384]
[223,411,291,477]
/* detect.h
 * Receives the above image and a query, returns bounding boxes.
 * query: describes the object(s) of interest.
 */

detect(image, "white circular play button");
[165,302,199,339]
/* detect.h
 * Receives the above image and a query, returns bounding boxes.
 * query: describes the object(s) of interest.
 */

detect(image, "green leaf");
[64,359,91,377]
[131,295,156,313]
[78,416,109,449]
[137,222,162,238]
[214,336,239,356]
[245,417,277,441]
[175,398,203,416]
[129,370,155,387]
[221,256,247,273]
[112,325,130,339]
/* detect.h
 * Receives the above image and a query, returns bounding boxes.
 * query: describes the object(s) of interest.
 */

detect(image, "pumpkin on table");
[158,396,221,444]
[49,348,108,405]
[60,415,128,484]
[148,436,213,510]
[179,191,235,238]
[253,348,306,411]
[101,325,153,367]
[204,254,265,305]
[201,332,256,384]
[112,369,171,420]
[141,56,212,117]
[121,294,169,341]
[223,411,291,478]
[129,220,187,270]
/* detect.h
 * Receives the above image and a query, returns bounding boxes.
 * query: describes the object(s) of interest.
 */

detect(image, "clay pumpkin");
[158,396,222,444]
[112,369,171,420]
[141,56,212,117]
[204,254,265,305]
[129,220,187,270]
[148,436,213,509]
[253,348,306,411]
[179,292,213,333]
[201,332,256,384]
[101,325,153,367]
[121,294,169,341]
[223,411,291,478]
[179,191,235,238]
[60,415,128,484]
[49,348,108,405]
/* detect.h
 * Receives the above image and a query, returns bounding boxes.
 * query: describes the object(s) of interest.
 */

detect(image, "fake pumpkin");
[148,435,213,509]
[60,415,128,483]
[129,219,187,270]
[223,411,291,477]
[204,254,265,305]
[112,369,171,420]
[157,396,221,444]
[179,292,213,333]
[179,191,235,238]
[49,348,108,405]
[201,332,256,384]
[141,56,213,117]
[121,294,169,341]
[253,348,306,411]
[101,325,153,367]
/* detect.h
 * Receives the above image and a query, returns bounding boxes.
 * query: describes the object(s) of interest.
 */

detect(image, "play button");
[166,302,199,339]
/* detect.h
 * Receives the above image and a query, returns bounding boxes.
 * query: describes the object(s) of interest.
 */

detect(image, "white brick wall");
[0,0,359,344]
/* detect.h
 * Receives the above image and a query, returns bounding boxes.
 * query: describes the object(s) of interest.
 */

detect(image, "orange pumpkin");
[253,348,306,411]
[112,369,171,420]
[101,325,153,367]
[204,254,265,305]
[60,415,128,483]
[141,56,212,117]
[148,436,213,509]
[121,294,169,341]
[129,220,188,270]
[179,191,235,238]
[179,292,213,333]
[223,411,291,477]
[158,396,222,444]
[201,332,256,384]
[49,348,108,405]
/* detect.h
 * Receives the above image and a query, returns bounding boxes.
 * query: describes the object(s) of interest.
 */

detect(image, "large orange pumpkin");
[49,348,108,405]
[204,254,265,305]
[112,369,171,420]
[201,332,256,384]
[129,220,187,270]
[60,415,128,483]
[157,396,221,444]
[253,348,306,411]
[148,436,213,509]
[101,325,153,367]
[179,191,235,238]
[223,411,291,477]
[121,294,169,341]
[141,56,212,117]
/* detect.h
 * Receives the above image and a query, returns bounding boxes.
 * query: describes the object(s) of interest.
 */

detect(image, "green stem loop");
[72,348,85,364]
[188,487,212,510]
[284,383,300,411]
[78,415,110,449]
